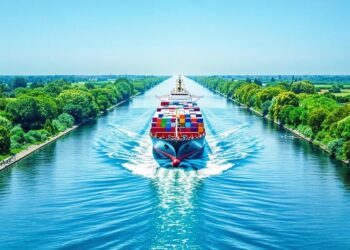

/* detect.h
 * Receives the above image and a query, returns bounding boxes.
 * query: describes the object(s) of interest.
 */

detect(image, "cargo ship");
[150,76,206,167]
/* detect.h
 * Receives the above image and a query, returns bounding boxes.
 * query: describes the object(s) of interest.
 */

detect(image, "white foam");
[94,122,262,181]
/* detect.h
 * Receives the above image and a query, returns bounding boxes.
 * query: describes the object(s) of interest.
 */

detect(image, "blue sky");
[0,0,349,75]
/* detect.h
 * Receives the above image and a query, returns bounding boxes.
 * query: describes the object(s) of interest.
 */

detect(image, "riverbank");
[0,125,79,171]
[0,95,137,172]
[214,90,350,166]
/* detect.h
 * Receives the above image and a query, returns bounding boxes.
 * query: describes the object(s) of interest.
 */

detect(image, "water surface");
[1,77,350,249]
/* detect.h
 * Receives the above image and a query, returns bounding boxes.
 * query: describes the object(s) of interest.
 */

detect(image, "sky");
[0,0,349,75]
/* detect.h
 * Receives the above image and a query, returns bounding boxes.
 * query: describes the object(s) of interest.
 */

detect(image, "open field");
[334,90,350,96]
[315,84,350,89]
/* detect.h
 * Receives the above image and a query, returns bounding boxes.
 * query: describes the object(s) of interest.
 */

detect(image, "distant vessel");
[150,76,206,167]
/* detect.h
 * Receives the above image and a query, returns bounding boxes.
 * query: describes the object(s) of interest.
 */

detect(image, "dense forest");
[208,75,350,85]
[0,76,165,159]
[0,75,168,85]
[191,76,350,163]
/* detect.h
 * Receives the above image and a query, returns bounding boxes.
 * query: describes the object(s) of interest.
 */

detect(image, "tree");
[96,95,110,111]
[245,77,252,83]
[323,92,336,100]
[256,86,285,109]
[36,96,58,124]
[300,95,339,112]
[254,78,262,86]
[327,139,344,160]
[0,125,10,154]
[227,81,246,98]
[6,95,57,130]
[85,82,95,89]
[0,83,6,97]
[30,81,45,89]
[270,77,276,82]
[322,104,350,130]
[114,79,133,99]
[307,108,328,134]
[329,84,342,93]
[290,81,315,94]
[25,130,50,143]
[12,77,27,89]
[289,107,306,127]
[10,125,26,149]
[57,113,74,127]
[270,91,299,120]
[343,141,350,161]
[275,82,290,89]
[234,83,260,106]
[0,116,12,130]
[44,119,55,135]
[0,98,8,110]
[6,96,39,130]
[335,116,350,141]
[279,105,295,125]
[58,89,98,123]
[43,80,71,96]
[261,100,272,116]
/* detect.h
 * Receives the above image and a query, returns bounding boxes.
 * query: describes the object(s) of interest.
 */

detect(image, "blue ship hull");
[151,136,205,167]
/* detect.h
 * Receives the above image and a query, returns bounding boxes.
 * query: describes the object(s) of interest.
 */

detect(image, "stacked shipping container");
[150,100,205,139]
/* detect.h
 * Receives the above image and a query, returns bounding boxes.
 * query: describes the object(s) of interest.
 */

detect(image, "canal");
[0,77,350,249]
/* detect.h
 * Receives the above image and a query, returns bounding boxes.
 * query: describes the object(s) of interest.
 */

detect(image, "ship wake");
[95,123,261,179]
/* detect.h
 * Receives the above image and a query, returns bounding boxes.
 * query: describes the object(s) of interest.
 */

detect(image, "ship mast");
[177,76,183,93]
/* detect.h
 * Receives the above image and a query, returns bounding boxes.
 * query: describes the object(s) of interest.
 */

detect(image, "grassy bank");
[0,94,140,171]
[0,76,167,167]
[192,76,350,165]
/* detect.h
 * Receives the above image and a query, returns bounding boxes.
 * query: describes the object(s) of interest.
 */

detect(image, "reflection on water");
[150,170,201,249]
[96,124,260,248]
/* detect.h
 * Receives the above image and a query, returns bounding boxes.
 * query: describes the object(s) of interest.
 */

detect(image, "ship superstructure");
[150,76,205,166]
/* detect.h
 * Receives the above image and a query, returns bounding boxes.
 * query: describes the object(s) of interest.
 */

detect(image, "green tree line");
[0,76,165,158]
[192,76,350,163]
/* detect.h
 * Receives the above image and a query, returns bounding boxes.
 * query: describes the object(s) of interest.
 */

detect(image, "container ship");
[150,76,206,167]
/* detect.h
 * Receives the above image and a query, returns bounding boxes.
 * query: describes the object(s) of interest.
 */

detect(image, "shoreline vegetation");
[0,76,166,171]
[191,76,350,166]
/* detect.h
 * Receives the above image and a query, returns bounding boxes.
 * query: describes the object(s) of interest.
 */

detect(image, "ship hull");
[151,136,205,166]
